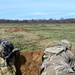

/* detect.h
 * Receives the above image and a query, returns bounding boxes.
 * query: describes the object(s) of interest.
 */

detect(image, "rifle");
[4,48,19,66]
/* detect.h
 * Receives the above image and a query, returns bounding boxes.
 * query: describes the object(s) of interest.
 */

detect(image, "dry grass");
[0,23,75,52]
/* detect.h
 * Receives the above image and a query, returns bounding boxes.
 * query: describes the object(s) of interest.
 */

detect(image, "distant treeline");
[0,18,75,23]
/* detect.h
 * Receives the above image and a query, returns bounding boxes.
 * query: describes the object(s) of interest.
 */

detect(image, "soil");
[5,28,28,32]
[15,49,75,75]
[16,50,44,75]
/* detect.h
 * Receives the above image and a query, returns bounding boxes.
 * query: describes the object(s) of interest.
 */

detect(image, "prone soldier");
[41,39,75,75]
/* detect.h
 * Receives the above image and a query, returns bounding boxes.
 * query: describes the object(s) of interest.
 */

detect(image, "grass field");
[0,23,75,51]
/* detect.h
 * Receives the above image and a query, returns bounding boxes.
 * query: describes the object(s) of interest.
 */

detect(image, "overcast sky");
[0,0,75,20]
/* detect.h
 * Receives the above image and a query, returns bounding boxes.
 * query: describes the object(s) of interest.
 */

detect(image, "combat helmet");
[60,39,72,50]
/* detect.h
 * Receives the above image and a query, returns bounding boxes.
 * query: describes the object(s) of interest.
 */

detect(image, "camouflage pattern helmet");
[60,39,72,50]
[0,39,14,56]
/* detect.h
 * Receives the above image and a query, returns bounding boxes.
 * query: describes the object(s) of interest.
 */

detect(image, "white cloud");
[17,12,49,17]
[27,12,63,16]
[67,13,75,16]
[28,12,48,15]
[17,12,65,18]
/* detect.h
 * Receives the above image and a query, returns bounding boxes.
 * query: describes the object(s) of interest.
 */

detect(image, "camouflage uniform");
[0,57,15,75]
[0,40,16,75]
[41,40,75,75]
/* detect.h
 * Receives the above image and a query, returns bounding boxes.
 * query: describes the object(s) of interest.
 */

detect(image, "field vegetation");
[0,23,75,51]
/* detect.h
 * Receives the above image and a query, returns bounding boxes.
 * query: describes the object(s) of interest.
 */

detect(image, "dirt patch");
[16,50,44,75]
[5,28,28,32]
[15,49,75,75]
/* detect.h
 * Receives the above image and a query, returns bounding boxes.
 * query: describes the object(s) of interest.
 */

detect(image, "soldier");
[0,39,19,75]
[41,39,75,75]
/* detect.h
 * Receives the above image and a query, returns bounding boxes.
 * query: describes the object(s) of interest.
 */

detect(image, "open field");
[1,23,75,75]
[0,23,75,51]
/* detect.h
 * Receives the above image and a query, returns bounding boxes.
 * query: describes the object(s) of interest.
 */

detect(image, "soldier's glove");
[4,48,19,60]
[4,56,9,59]
[7,48,19,59]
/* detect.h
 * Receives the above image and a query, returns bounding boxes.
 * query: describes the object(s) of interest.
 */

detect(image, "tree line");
[0,18,75,23]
